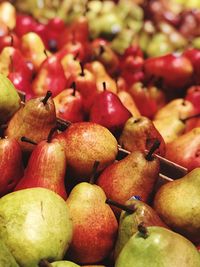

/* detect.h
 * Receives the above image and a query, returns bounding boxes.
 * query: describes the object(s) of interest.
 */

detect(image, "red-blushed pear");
[106,198,168,259]
[183,48,200,85]
[5,91,57,154]
[85,61,117,94]
[32,53,67,97]
[185,85,200,113]
[119,116,166,156]
[144,53,193,91]
[66,162,118,264]
[53,82,85,123]
[165,127,200,171]
[74,63,98,114]
[55,122,118,182]
[0,137,24,197]
[0,33,20,53]
[97,140,160,218]
[20,32,50,72]
[8,72,33,100]
[0,46,33,80]
[89,82,132,137]
[14,127,67,200]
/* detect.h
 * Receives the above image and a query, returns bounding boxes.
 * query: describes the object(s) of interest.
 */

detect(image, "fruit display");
[1,0,200,266]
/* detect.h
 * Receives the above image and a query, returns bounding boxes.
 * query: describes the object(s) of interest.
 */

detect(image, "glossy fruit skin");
[0,137,24,197]
[89,91,132,136]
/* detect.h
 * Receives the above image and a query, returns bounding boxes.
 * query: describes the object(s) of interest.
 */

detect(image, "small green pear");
[115,226,200,267]
[0,73,21,124]
[0,239,19,267]
[0,188,73,267]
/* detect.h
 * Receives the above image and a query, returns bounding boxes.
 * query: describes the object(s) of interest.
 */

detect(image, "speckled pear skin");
[0,188,73,267]
[0,239,19,267]
[115,226,200,267]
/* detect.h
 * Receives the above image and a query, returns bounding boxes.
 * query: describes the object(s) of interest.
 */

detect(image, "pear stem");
[79,62,85,76]
[103,81,106,91]
[44,49,49,58]
[21,136,37,145]
[106,199,136,214]
[89,161,100,184]
[73,52,79,61]
[10,34,14,46]
[181,113,200,123]
[71,81,76,96]
[138,222,149,239]
[47,127,58,143]
[56,118,72,132]
[99,45,105,56]
[42,91,52,105]
[38,259,52,267]
[145,139,160,161]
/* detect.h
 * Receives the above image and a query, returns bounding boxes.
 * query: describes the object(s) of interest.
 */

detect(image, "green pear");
[115,226,200,267]
[0,73,21,124]
[0,188,73,267]
[113,198,168,259]
[0,239,19,267]
[51,260,80,267]
[154,168,200,244]
[153,116,185,143]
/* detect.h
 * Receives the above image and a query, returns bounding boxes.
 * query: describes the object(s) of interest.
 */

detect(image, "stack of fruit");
[1,0,200,266]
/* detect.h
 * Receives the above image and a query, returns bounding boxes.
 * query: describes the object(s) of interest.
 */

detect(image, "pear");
[119,116,166,156]
[154,98,194,120]
[0,73,21,124]
[115,226,200,267]
[55,122,118,182]
[5,91,56,153]
[0,188,73,267]
[0,239,19,267]
[66,173,118,264]
[97,141,160,217]
[154,168,200,244]
[165,127,200,170]
[110,198,168,259]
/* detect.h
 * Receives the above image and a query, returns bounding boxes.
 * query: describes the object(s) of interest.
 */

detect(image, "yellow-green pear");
[115,226,200,267]
[154,168,200,244]
[0,188,73,267]
[0,239,19,267]
[0,73,21,124]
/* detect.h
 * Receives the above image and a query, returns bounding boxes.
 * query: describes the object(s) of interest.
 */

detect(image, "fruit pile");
[1,0,200,266]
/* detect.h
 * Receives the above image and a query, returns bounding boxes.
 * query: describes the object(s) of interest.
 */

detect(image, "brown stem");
[73,52,79,61]
[71,81,76,96]
[145,139,160,161]
[103,81,106,91]
[99,44,105,56]
[79,62,85,76]
[138,222,149,239]
[21,136,37,145]
[106,199,136,214]
[41,91,52,105]
[44,49,49,58]
[10,55,14,72]
[10,35,14,46]
[56,118,72,132]
[181,113,200,123]
[89,161,100,184]
[47,127,58,143]
[38,259,52,267]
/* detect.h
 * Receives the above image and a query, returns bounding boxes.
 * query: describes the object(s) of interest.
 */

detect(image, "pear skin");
[165,127,200,170]
[97,150,160,217]
[66,182,118,264]
[114,198,168,259]
[5,92,56,153]
[115,226,200,267]
[154,168,200,244]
